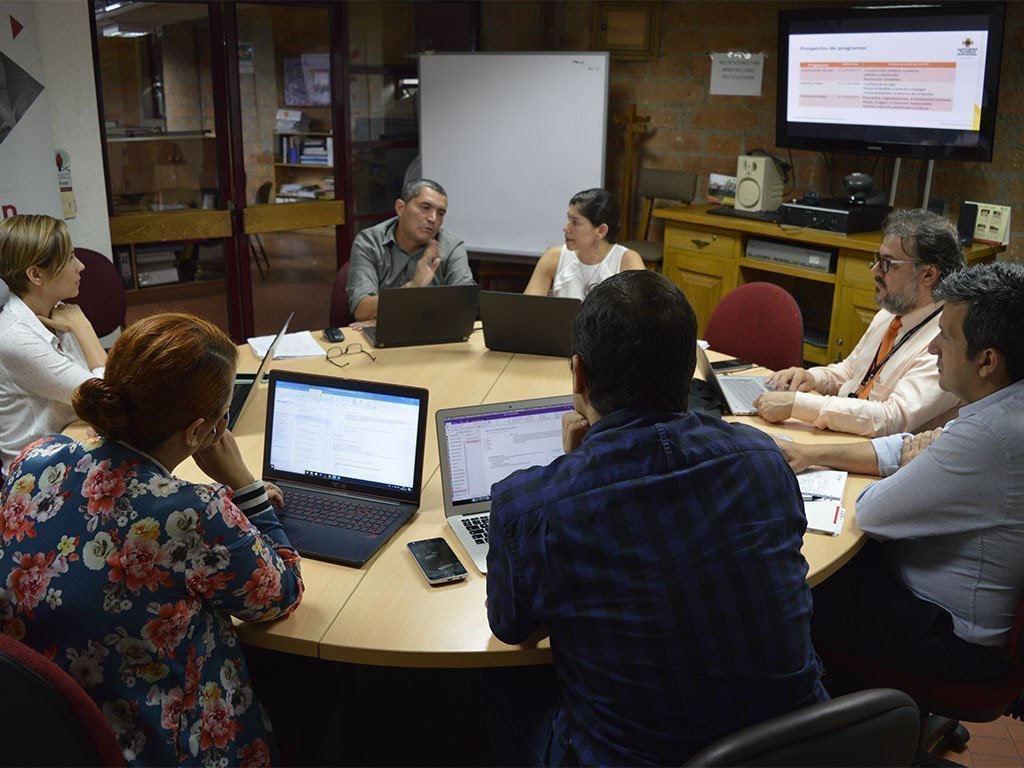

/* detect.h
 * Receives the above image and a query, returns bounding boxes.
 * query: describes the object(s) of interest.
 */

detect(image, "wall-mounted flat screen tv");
[777,3,1005,162]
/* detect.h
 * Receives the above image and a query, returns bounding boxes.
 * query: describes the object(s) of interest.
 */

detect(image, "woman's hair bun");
[73,377,132,436]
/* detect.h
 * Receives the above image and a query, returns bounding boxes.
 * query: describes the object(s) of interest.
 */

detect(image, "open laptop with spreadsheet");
[262,370,428,566]
[362,284,480,348]
[479,291,581,357]
[436,395,574,573]
[228,311,293,430]
[694,344,768,416]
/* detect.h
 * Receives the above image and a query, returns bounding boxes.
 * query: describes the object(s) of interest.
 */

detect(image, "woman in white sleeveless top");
[525,189,645,300]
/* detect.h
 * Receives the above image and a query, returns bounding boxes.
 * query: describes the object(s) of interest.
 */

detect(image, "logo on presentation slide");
[958,37,978,57]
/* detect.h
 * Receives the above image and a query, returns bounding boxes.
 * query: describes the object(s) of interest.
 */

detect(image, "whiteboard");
[419,53,608,258]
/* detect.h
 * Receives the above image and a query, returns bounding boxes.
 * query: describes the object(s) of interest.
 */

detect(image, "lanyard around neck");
[849,306,942,398]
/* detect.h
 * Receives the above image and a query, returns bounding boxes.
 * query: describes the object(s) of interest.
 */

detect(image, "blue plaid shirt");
[487,408,827,766]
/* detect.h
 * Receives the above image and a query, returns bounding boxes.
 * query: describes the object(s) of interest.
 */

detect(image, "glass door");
[233,2,345,337]
[93,0,345,341]
[93,1,237,333]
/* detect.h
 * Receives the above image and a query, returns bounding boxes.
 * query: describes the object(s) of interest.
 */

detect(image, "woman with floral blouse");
[0,313,304,767]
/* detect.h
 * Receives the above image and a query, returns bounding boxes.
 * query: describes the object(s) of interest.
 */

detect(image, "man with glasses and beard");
[754,209,966,437]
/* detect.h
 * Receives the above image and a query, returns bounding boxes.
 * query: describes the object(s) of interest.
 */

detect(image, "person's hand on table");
[350,319,376,331]
[900,428,943,468]
[772,436,813,473]
[193,427,257,491]
[754,391,795,423]
[562,410,590,454]
[766,366,816,392]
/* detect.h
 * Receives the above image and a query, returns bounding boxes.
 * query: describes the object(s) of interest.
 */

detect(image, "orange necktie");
[859,315,903,399]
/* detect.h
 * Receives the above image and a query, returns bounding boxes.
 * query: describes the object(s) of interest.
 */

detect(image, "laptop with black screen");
[228,311,293,430]
[263,370,428,566]
[479,291,580,357]
[362,284,480,348]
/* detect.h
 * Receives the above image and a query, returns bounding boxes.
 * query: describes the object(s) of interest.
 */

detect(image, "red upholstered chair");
[704,282,804,371]
[0,633,126,766]
[68,247,127,342]
[329,260,353,328]
[819,598,1024,759]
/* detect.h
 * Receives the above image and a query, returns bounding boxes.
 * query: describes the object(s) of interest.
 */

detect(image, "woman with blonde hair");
[0,312,304,766]
[0,214,106,473]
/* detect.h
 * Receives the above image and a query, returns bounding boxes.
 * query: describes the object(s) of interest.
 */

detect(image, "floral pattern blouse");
[0,435,304,767]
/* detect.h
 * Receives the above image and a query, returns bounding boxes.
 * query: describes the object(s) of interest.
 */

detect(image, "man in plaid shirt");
[486,270,827,766]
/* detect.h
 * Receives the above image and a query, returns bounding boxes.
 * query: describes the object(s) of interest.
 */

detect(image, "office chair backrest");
[685,688,920,767]
[68,247,127,340]
[704,282,804,371]
[255,181,273,205]
[0,634,126,766]
[621,168,698,266]
[329,260,353,327]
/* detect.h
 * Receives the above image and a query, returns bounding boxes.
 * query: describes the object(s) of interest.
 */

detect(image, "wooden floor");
[125,231,339,338]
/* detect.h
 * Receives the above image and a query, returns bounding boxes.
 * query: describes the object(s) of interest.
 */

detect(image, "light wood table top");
[78,330,871,664]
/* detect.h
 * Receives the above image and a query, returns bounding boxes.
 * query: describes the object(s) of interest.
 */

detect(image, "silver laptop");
[695,345,768,416]
[228,311,293,430]
[263,370,429,566]
[436,395,574,573]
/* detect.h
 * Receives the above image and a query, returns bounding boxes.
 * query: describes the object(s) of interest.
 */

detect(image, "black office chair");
[248,181,273,278]
[684,688,920,767]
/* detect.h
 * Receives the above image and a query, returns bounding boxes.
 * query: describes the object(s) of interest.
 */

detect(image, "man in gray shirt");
[346,178,475,321]
[776,261,1024,684]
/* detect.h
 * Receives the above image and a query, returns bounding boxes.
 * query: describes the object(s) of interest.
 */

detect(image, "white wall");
[34,0,111,257]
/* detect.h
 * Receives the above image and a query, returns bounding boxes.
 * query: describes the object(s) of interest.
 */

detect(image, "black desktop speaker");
[958,203,978,246]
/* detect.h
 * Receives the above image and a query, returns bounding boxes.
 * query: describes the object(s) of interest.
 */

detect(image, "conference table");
[171,325,873,665]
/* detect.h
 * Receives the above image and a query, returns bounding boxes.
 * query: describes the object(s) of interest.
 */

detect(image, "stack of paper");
[798,469,847,536]
[247,332,324,360]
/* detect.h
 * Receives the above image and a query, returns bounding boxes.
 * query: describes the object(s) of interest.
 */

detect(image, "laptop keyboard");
[458,513,490,545]
[281,491,402,536]
[724,377,768,412]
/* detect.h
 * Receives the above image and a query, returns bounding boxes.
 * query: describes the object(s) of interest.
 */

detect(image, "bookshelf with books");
[273,131,335,202]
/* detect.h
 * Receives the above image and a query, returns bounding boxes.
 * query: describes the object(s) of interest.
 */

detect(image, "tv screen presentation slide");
[787,30,989,132]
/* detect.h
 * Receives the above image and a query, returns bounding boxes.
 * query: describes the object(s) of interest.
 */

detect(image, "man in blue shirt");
[486,270,828,766]
[775,261,1024,683]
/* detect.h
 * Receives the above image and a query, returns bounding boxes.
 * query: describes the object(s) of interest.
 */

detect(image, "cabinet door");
[663,248,735,336]
[832,285,877,362]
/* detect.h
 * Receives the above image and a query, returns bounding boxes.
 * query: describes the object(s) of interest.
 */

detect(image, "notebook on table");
[262,370,428,566]
[228,311,293,430]
[436,395,575,573]
[479,291,581,358]
[362,284,480,348]
[694,345,768,416]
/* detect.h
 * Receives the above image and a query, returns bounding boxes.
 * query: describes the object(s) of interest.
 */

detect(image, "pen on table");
[802,493,841,502]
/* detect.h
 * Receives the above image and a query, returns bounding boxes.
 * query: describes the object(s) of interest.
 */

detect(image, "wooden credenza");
[654,204,1002,365]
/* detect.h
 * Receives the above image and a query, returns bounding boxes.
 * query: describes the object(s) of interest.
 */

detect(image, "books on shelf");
[278,133,333,166]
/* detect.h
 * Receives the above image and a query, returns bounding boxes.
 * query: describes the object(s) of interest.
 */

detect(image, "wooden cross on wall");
[613,103,651,239]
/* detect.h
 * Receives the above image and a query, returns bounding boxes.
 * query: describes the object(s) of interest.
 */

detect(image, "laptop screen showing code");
[442,403,573,506]
[268,379,421,493]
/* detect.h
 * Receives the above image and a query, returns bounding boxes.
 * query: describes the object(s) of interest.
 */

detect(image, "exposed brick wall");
[480,0,1024,259]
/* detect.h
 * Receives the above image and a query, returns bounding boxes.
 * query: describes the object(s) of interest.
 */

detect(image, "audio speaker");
[735,155,784,213]
[957,203,978,246]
